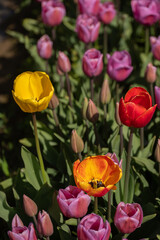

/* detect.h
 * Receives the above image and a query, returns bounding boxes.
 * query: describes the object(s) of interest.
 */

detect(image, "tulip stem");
[140,127,144,150]
[116,82,119,102]
[120,125,123,157]
[46,237,50,240]
[107,190,112,223]
[77,218,80,226]
[159,163,160,177]
[150,83,155,105]
[46,60,49,74]
[32,113,47,184]
[123,127,134,203]
[65,73,72,107]
[52,109,60,127]
[94,197,98,214]
[103,24,108,66]
[32,215,38,229]
[93,123,101,153]
[78,152,82,162]
[90,78,94,100]
[104,104,107,121]
[145,27,150,55]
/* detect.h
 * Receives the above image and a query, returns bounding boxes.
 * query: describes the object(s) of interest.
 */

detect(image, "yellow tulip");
[12,71,54,113]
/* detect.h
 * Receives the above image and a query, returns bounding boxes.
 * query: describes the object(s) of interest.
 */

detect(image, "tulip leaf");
[21,146,43,190]
[0,191,16,222]
[133,157,158,176]
[65,218,77,226]
[138,136,156,158]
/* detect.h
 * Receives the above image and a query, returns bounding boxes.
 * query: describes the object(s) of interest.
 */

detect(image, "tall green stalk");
[32,113,47,184]
[94,197,98,214]
[123,127,134,203]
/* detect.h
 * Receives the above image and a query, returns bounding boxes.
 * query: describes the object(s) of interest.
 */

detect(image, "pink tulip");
[8,223,37,240]
[114,202,143,234]
[155,86,160,110]
[98,2,116,24]
[37,35,53,59]
[150,36,160,61]
[131,0,160,26]
[78,0,100,16]
[82,48,103,77]
[106,152,122,168]
[76,14,100,44]
[12,214,24,229]
[57,51,71,73]
[107,50,133,82]
[41,0,66,26]
[37,210,54,237]
[57,185,91,218]
[77,213,111,240]
[145,63,157,83]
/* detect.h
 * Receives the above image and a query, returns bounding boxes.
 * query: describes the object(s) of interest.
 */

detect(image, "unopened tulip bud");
[71,130,84,153]
[115,102,121,126]
[155,139,160,163]
[23,194,38,217]
[48,93,59,109]
[37,210,54,237]
[82,97,88,120]
[37,34,53,59]
[100,78,111,104]
[58,51,71,73]
[86,99,99,123]
[145,63,157,83]
[56,63,64,76]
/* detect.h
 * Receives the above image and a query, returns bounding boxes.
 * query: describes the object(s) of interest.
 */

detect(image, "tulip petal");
[119,97,132,127]
[125,102,146,124]
[124,87,152,105]
[134,104,157,128]
[129,94,151,109]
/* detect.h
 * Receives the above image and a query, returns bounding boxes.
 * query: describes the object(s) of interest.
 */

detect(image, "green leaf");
[0,191,16,222]
[21,146,43,190]
[138,136,156,158]
[133,157,158,176]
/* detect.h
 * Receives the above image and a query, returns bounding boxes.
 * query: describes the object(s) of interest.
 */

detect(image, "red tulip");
[119,87,157,128]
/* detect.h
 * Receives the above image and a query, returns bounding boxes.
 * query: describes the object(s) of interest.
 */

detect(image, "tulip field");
[1,0,160,239]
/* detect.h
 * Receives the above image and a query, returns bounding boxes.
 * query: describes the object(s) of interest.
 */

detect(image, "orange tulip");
[73,155,122,197]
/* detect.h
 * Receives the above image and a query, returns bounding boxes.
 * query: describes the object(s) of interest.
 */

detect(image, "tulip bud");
[155,139,160,163]
[56,63,64,76]
[23,194,38,217]
[37,34,53,59]
[86,99,99,123]
[71,130,84,153]
[145,63,157,83]
[82,97,88,120]
[115,102,121,126]
[57,51,71,73]
[48,93,59,109]
[100,78,111,104]
[37,210,54,237]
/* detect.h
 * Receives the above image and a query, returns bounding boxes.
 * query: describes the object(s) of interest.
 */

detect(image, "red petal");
[124,87,152,106]
[129,94,151,109]
[119,97,132,127]
[125,102,146,126]
[134,104,157,128]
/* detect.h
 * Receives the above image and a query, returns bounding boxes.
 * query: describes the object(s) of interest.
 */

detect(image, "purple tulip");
[57,51,71,73]
[114,202,143,234]
[76,14,100,44]
[77,213,111,240]
[98,2,116,24]
[78,0,100,16]
[37,35,53,59]
[155,86,160,110]
[106,152,122,168]
[37,210,54,237]
[131,0,160,26]
[12,214,24,229]
[82,48,103,77]
[8,223,37,240]
[41,0,66,26]
[107,50,133,82]
[150,36,160,61]
[57,185,91,218]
